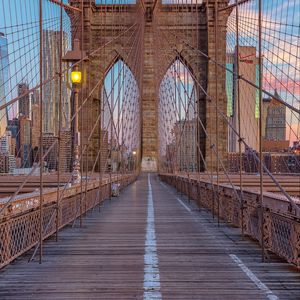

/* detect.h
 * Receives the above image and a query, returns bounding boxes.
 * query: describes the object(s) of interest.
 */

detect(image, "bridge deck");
[0,174,299,299]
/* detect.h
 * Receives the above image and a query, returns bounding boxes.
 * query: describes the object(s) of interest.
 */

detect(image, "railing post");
[258,0,265,262]
[187,173,191,203]
[38,0,44,265]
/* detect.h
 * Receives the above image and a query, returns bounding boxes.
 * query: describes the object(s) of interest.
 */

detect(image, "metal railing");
[160,173,300,267]
[0,173,137,269]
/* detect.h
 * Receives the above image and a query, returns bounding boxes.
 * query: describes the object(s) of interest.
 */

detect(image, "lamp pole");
[72,67,81,184]
[132,150,137,172]
[62,39,86,184]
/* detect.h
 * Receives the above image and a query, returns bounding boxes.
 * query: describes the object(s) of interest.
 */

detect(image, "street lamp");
[132,150,137,172]
[70,67,81,184]
[71,71,82,84]
[62,39,86,184]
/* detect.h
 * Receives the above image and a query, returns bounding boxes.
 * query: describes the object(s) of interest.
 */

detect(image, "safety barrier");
[0,173,137,269]
[160,173,300,267]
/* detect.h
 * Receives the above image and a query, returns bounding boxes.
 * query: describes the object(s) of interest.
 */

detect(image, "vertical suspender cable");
[39,0,44,264]
[56,0,64,242]
[80,0,84,226]
[83,0,89,217]
[214,0,220,226]
[207,0,215,219]
[258,0,265,262]
[235,0,244,236]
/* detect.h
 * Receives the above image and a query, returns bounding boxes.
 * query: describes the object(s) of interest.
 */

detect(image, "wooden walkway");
[0,174,299,299]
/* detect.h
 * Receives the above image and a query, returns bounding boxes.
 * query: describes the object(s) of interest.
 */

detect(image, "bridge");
[0,0,300,299]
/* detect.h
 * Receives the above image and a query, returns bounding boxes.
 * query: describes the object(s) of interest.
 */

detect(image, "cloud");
[228,6,281,40]
[264,38,300,72]
[164,64,195,86]
[263,72,300,96]
[227,3,300,103]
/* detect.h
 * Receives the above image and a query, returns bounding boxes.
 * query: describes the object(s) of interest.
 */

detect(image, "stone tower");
[69,0,230,171]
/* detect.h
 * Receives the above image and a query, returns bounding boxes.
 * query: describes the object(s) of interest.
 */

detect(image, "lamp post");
[62,39,86,184]
[71,67,81,183]
[132,150,137,172]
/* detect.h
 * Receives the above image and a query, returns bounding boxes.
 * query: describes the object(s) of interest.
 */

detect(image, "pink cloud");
[263,72,300,95]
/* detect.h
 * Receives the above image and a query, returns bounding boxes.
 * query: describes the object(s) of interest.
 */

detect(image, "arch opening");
[99,59,140,173]
[158,59,200,173]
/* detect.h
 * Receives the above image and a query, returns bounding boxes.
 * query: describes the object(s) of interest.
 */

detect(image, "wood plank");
[0,174,299,299]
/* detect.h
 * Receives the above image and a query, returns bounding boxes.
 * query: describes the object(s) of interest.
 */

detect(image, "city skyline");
[0,32,9,136]
[0,0,298,177]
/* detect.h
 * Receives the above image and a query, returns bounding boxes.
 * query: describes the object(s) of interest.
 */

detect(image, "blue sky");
[226,0,299,142]
[0,0,299,142]
[0,0,72,119]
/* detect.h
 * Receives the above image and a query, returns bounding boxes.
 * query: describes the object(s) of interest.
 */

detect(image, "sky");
[0,0,72,119]
[0,0,299,144]
[226,0,300,143]
[102,59,140,150]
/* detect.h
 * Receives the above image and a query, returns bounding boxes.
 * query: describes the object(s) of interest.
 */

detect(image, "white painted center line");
[143,174,162,300]
[175,196,192,213]
[229,254,279,300]
[159,181,191,213]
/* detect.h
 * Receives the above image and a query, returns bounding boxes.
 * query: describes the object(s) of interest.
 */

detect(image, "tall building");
[0,133,9,154]
[59,129,72,172]
[10,136,16,156]
[19,116,32,167]
[31,102,41,163]
[0,153,16,174]
[226,56,234,118]
[0,32,9,136]
[227,46,259,152]
[0,131,12,154]
[18,83,30,118]
[7,118,19,156]
[31,103,40,149]
[42,30,70,134]
[7,118,19,136]
[174,118,197,172]
[42,133,58,171]
[31,89,40,105]
[263,90,286,141]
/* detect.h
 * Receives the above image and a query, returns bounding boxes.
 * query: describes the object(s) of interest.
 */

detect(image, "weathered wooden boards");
[0,174,299,299]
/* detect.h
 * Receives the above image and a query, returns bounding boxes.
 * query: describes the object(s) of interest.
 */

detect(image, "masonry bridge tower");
[69,0,231,172]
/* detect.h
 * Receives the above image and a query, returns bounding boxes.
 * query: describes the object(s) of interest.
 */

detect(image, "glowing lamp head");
[71,71,82,84]
[132,150,137,156]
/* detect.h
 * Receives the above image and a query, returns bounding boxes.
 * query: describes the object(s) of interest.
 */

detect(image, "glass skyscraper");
[226,62,234,117]
[42,30,70,134]
[0,32,9,136]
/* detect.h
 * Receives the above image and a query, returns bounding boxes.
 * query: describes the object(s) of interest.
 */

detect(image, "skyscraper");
[0,132,11,154]
[19,116,32,168]
[263,90,286,141]
[0,32,9,136]
[42,30,70,134]
[31,89,40,163]
[59,129,72,173]
[227,46,260,152]
[31,103,40,149]
[31,89,40,105]
[42,133,58,171]
[18,83,30,118]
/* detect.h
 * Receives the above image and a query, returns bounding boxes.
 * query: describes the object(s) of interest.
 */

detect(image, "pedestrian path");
[0,174,299,299]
